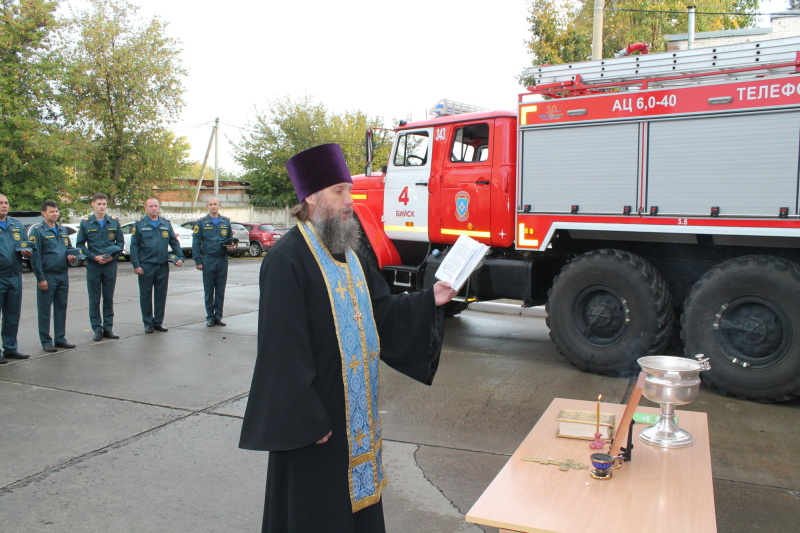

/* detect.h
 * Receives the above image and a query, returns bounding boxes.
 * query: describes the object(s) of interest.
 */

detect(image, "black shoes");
[144,325,154,333]
[5,350,30,359]
[153,325,168,332]
[93,331,103,341]
[0,356,6,364]
[43,341,75,352]
[214,319,226,326]
[206,319,215,327]
[103,331,120,339]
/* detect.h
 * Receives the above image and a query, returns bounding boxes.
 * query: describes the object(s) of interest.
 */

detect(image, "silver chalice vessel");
[637,354,711,448]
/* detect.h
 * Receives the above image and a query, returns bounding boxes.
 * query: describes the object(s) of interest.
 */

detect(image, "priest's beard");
[310,203,361,255]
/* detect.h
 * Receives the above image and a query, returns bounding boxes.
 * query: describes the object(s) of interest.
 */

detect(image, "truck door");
[383,128,432,243]
[433,121,493,245]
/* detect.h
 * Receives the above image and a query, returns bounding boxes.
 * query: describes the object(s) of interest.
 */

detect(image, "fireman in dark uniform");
[0,193,32,363]
[130,198,184,333]
[29,201,77,352]
[193,197,234,327]
[76,193,125,341]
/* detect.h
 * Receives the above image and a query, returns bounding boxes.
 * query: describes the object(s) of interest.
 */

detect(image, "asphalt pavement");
[0,259,798,532]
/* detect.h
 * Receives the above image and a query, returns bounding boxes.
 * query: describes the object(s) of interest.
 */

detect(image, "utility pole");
[687,6,696,50]
[214,117,220,196]
[192,120,218,208]
[592,0,604,60]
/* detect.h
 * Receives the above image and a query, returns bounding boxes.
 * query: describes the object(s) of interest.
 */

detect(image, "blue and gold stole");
[299,221,385,512]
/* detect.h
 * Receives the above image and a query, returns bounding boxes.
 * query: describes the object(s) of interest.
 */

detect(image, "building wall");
[667,13,800,50]
[158,189,252,207]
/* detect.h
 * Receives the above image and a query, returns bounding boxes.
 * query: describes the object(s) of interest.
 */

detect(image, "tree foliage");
[234,95,393,205]
[525,0,759,68]
[55,0,188,207]
[0,0,72,210]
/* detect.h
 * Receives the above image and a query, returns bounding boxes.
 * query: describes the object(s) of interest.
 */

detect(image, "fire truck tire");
[546,249,674,376]
[355,226,379,270]
[443,301,468,317]
[681,255,800,402]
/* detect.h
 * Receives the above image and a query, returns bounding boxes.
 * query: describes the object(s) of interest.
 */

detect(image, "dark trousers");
[137,262,169,327]
[202,257,228,320]
[37,271,69,346]
[86,260,118,332]
[0,273,22,354]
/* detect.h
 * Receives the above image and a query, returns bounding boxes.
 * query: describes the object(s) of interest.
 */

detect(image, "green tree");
[525,0,759,70]
[55,0,188,207]
[234,95,393,205]
[0,0,72,209]
[525,0,592,65]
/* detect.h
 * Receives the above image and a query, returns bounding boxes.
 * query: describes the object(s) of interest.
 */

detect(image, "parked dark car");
[12,213,85,269]
[240,222,283,257]
[10,210,43,271]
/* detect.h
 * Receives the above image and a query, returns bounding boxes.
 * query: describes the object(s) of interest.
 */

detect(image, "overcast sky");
[63,0,787,173]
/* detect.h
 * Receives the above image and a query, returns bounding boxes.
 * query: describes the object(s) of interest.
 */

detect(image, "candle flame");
[598,394,602,401]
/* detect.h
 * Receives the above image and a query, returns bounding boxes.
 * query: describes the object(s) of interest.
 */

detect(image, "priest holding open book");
[239,143,458,533]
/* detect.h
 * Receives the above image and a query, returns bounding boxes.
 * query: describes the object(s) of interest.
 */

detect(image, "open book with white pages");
[435,234,490,292]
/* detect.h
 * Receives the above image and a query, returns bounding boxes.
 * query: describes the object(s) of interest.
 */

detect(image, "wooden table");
[466,398,716,533]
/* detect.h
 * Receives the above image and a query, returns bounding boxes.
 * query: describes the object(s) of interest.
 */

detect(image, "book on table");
[555,409,616,441]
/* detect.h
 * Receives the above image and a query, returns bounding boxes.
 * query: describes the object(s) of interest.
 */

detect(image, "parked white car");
[179,220,250,257]
[61,223,84,268]
[120,222,193,259]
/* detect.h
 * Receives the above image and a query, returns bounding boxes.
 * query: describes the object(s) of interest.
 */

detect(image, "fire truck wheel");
[443,301,468,317]
[682,255,800,402]
[355,227,379,270]
[546,249,674,376]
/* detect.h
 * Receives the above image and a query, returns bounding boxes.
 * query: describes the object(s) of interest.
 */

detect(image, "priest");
[239,143,456,532]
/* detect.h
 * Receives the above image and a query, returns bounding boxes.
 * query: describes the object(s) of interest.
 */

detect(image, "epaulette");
[83,215,90,221]
[221,215,230,220]
[198,216,207,222]
[109,215,117,220]
[8,216,19,222]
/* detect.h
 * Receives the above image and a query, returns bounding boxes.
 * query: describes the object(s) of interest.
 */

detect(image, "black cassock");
[239,227,444,533]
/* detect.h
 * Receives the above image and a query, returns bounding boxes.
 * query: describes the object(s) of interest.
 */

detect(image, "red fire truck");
[351,37,800,402]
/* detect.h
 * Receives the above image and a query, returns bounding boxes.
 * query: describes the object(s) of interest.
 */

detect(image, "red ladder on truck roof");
[523,36,800,98]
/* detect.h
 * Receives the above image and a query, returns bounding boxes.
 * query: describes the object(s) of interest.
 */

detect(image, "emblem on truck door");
[455,191,470,222]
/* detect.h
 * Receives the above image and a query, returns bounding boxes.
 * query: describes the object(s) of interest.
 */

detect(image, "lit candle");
[595,394,602,434]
